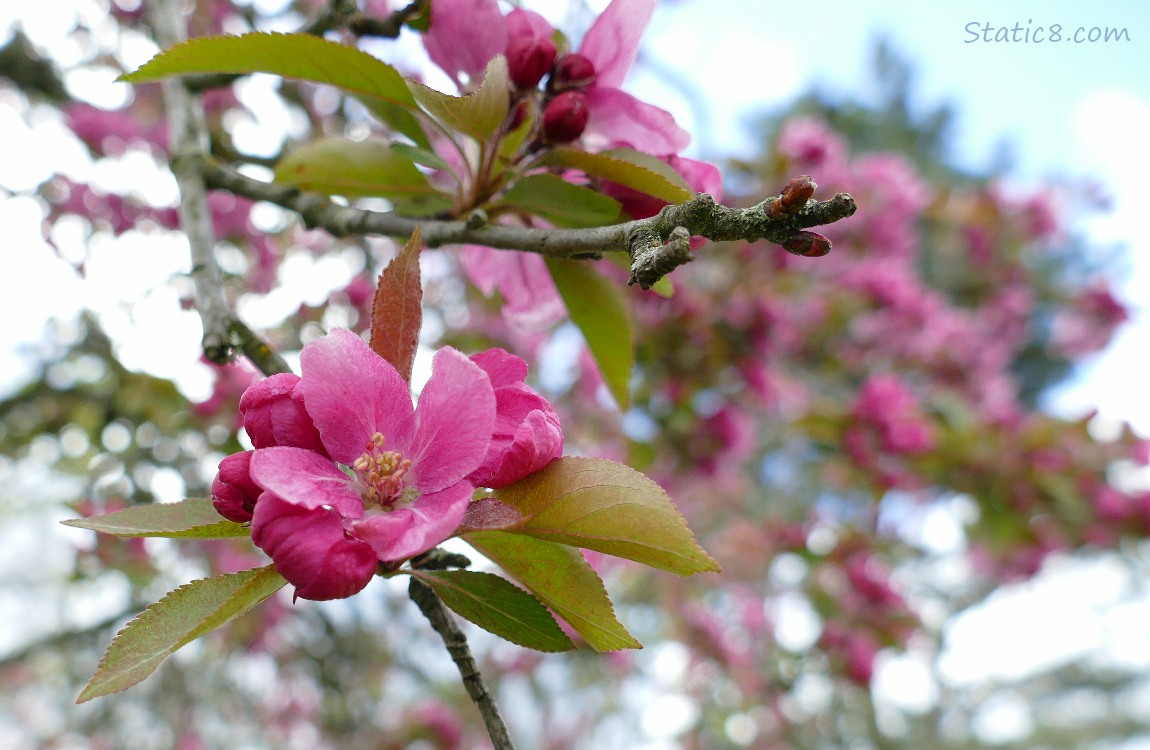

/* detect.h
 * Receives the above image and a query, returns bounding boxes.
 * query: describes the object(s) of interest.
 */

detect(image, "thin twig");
[408,577,517,750]
[200,157,857,289]
[348,0,430,38]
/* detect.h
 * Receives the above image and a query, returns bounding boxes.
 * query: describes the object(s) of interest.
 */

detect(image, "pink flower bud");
[211,451,261,522]
[239,373,327,456]
[779,174,816,213]
[780,230,832,258]
[506,34,556,90]
[543,91,590,142]
[551,53,597,90]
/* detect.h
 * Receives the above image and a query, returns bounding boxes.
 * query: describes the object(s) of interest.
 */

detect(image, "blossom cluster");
[211,329,562,600]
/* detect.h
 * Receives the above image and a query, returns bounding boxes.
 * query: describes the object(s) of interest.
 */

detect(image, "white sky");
[1,0,1149,734]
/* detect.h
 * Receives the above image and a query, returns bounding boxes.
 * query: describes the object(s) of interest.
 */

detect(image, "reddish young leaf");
[369,228,423,383]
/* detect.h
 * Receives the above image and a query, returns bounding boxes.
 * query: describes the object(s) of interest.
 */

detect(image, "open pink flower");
[238,329,497,600]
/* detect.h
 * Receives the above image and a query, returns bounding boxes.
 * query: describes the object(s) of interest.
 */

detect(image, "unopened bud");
[551,53,597,90]
[506,35,557,90]
[542,91,589,143]
[779,174,816,213]
[780,230,831,257]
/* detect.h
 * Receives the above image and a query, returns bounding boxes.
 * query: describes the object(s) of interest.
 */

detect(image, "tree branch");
[149,0,292,376]
[408,577,517,750]
[348,0,430,38]
[149,0,232,362]
[200,157,857,289]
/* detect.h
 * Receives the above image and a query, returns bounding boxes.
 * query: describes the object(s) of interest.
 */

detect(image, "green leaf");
[78,566,287,702]
[545,258,632,409]
[414,570,574,652]
[464,531,641,651]
[369,228,422,383]
[62,498,249,539]
[408,55,510,142]
[602,148,691,191]
[119,32,431,147]
[490,457,720,577]
[274,138,453,215]
[120,32,419,111]
[390,143,452,173]
[492,174,623,228]
[542,148,691,205]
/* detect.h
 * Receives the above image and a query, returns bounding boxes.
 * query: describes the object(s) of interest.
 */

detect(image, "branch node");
[629,226,692,290]
[466,208,489,229]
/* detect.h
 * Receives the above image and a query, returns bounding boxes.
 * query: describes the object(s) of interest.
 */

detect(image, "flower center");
[352,432,414,509]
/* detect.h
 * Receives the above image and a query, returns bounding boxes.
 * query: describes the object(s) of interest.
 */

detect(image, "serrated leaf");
[78,566,286,702]
[119,32,432,147]
[274,138,453,215]
[602,148,691,191]
[490,457,720,576]
[62,498,249,539]
[545,258,632,409]
[119,32,431,146]
[409,56,510,142]
[542,148,691,204]
[369,228,422,383]
[492,174,622,228]
[464,531,640,651]
[414,570,574,652]
[120,32,419,110]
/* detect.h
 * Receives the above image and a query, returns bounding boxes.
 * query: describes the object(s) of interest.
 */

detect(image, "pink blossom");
[851,375,936,455]
[459,245,566,332]
[232,330,499,600]
[1050,281,1128,356]
[64,103,165,156]
[467,348,563,488]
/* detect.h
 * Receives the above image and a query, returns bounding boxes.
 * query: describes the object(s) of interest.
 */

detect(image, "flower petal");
[299,329,415,464]
[251,493,377,601]
[505,8,553,41]
[578,0,656,89]
[405,347,495,493]
[422,0,507,86]
[240,372,327,454]
[583,87,690,155]
[468,348,528,389]
[482,408,564,488]
[459,247,566,332]
[467,349,564,488]
[249,446,363,517]
[349,480,473,562]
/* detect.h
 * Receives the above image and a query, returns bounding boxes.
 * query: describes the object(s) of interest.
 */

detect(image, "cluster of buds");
[502,29,599,143]
[770,175,832,257]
